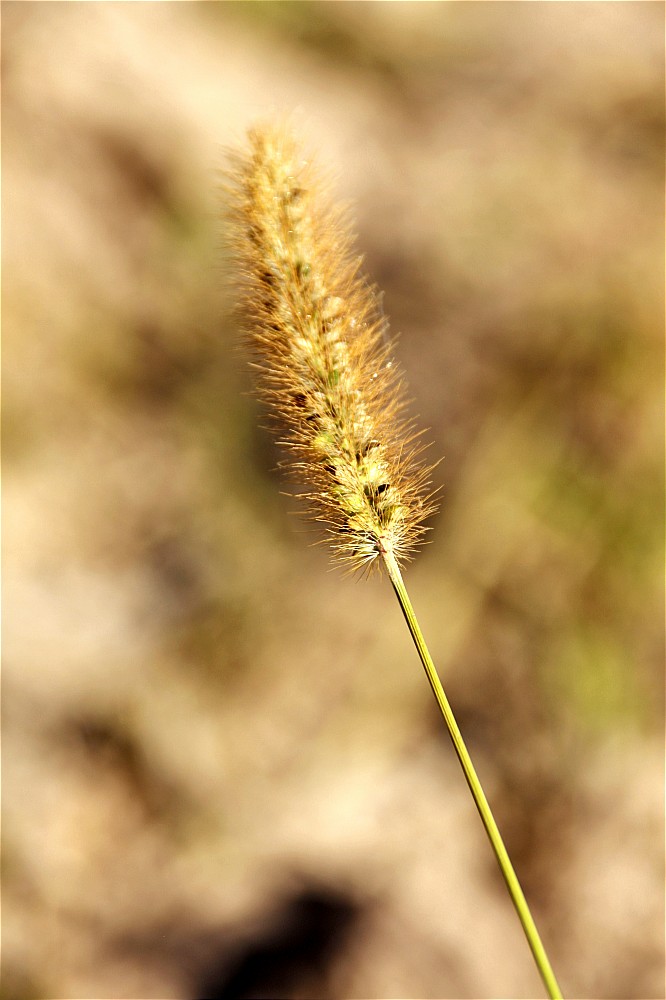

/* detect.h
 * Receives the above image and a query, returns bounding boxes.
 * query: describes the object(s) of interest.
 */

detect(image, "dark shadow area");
[193,885,361,1000]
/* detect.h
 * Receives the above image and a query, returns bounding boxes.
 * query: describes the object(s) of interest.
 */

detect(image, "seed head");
[227,124,437,573]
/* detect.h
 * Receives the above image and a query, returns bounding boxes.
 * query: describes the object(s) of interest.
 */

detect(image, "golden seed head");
[227,123,437,573]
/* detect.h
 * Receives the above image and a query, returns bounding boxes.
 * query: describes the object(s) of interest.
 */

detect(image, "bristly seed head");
[227,123,437,573]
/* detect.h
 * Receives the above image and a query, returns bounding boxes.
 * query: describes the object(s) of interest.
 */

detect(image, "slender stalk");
[382,547,563,1000]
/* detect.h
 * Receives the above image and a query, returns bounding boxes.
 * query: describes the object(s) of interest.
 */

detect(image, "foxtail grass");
[227,122,563,1000]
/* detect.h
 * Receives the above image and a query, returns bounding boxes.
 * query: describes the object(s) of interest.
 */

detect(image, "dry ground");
[3,3,664,998]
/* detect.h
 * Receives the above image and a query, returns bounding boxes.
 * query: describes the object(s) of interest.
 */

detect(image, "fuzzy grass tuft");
[227,124,436,573]
[227,122,563,1000]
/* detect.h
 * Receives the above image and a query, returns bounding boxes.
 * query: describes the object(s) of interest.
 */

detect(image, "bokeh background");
[3,3,664,998]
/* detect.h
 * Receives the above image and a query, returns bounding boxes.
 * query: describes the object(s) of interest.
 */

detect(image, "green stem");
[382,548,563,1000]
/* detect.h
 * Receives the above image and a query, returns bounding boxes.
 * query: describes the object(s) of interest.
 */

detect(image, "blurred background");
[3,2,664,998]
